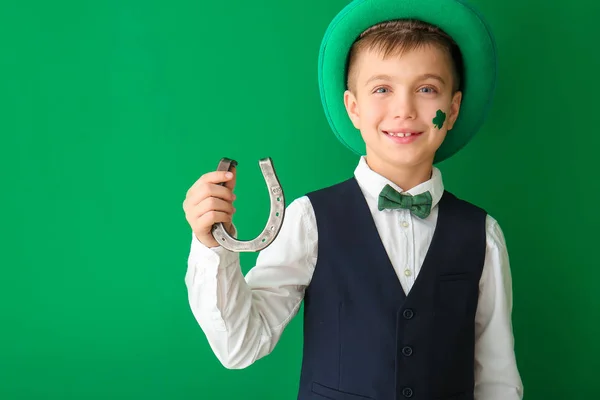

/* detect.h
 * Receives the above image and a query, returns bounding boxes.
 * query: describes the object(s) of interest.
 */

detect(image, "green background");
[1,0,598,399]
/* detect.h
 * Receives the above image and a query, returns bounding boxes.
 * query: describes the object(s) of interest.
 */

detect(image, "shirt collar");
[353,156,444,209]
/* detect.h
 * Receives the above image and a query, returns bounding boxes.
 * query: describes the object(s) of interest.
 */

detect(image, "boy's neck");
[364,156,433,192]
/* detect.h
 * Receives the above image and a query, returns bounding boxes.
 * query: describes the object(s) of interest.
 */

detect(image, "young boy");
[182,0,524,398]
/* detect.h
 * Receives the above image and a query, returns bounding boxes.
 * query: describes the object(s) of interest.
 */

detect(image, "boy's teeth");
[388,132,413,137]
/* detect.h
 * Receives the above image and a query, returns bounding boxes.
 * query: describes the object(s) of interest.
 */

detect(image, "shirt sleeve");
[474,215,524,399]
[184,196,318,369]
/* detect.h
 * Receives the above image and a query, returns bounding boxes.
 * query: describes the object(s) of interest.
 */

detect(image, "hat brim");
[318,0,497,163]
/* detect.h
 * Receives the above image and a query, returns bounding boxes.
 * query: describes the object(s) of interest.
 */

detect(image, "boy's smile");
[344,44,462,185]
[382,129,423,144]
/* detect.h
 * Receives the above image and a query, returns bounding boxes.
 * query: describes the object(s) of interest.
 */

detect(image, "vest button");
[402,387,414,397]
[403,309,414,319]
[402,346,413,356]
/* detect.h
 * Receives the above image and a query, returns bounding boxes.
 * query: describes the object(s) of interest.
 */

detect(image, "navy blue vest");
[298,177,487,400]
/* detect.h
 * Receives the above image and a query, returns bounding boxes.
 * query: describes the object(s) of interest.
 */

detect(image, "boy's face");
[344,44,462,172]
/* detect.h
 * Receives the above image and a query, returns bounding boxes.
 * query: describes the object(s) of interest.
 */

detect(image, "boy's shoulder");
[305,176,357,199]
[442,189,488,215]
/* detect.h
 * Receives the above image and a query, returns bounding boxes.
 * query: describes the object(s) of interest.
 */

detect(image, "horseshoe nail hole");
[221,237,225,241]
[262,238,266,242]
[277,197,281,202]
[270,226,274,230]
[276,212,280,217]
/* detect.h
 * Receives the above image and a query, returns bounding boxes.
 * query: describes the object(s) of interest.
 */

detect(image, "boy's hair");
[345,19,464,94]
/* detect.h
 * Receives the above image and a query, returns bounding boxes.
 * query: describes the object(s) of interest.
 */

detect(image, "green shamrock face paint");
[433,110,446,129]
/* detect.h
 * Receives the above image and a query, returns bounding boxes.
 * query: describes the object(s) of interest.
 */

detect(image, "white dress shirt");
[185,156,524,399]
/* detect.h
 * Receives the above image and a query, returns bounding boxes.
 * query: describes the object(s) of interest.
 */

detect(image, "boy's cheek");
[432,109,447,130]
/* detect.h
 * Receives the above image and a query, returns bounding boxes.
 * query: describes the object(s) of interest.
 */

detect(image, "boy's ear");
[447,90,463,131]
[344,89,361,129]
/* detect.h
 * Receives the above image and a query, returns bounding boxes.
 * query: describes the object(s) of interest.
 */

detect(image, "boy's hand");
[183,168,237,248]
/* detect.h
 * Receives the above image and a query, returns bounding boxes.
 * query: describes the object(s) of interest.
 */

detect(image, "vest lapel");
[404,191,448,297]
[346,178,407,301]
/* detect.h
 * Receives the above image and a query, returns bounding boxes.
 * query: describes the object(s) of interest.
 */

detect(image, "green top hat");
[318,0,498,163]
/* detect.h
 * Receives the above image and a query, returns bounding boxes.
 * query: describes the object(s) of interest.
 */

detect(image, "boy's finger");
[194,197,235,219]
[186,183,235,208]
[197,170,235,186]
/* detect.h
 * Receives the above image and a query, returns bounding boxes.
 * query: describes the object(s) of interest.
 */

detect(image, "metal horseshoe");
[211,157,285,252]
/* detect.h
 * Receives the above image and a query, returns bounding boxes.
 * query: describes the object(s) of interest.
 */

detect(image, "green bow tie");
[378,184,433,219]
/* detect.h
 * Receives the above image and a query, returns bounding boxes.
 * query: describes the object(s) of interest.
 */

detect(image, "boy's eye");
[374,87,388,93]
[419,86,437,94]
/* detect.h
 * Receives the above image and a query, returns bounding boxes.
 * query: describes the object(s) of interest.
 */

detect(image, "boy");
[182,0,524,398]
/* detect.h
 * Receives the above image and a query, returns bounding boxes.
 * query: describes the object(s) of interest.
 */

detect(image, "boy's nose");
[391,94,417,120]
